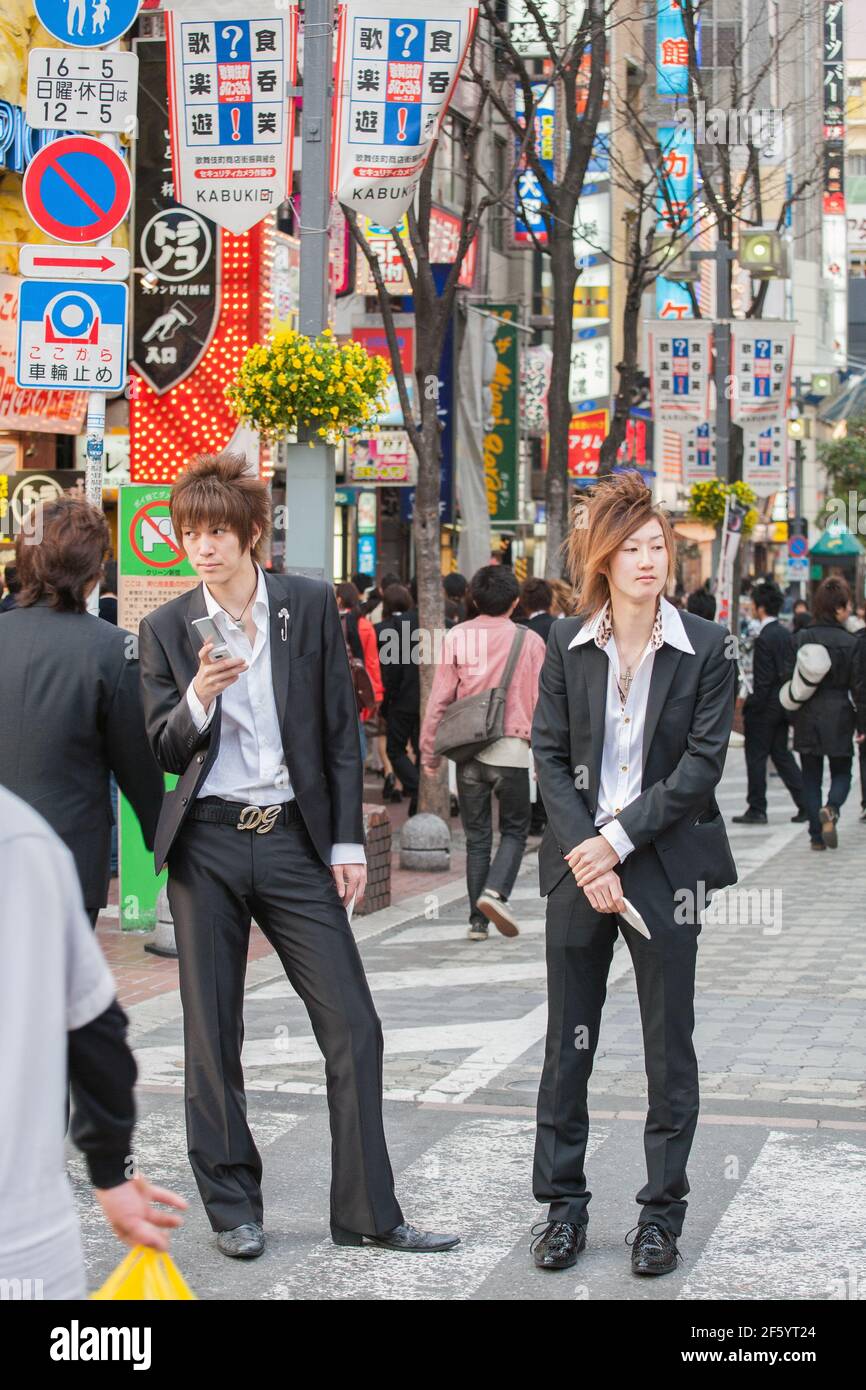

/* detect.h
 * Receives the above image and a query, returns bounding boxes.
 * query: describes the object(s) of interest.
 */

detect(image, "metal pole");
[284,0,336,579]
[86,120,121,615]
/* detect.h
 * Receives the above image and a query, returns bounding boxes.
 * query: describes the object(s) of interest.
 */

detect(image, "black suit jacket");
[0,602,163,911]
[516,611,557,644]
[744,618,793,717]
[531,610,737,900]
[376,608,420,717]
[138,571,365,873]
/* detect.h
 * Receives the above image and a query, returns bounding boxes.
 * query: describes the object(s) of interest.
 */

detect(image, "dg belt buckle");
[236,805,281,834]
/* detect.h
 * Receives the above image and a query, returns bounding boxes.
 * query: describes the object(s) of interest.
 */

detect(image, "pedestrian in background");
[792,598,813,632]
[733,581,807,826]
[515,577,556,644]
[0,498,162,924]
[443,572,468,625]
[420,565,546,941]
[376,582,420,816]
[686,587,717,621]
[99,558,119,625]
[787,576,864,850]
[336,581,384,761]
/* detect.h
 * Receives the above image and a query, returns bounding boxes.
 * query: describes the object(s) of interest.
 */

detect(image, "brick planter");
[356,803,391,916]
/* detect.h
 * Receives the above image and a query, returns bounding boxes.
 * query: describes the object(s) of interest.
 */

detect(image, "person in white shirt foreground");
[0,786,186,1299]
[138,453,458,1260]
[529,473,737,1277]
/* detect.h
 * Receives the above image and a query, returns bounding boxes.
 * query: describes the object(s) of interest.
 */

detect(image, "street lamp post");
[283,0,336,579]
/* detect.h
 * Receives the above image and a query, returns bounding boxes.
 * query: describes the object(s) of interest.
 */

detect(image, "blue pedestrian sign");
[16,280,128,393]
[34,0,142,49]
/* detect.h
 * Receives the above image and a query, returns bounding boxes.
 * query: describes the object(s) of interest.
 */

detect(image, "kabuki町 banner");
[332,1,478,228]
[165,11,298,234]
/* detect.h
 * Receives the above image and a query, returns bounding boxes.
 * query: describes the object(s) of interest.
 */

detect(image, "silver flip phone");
[191,615,230,659]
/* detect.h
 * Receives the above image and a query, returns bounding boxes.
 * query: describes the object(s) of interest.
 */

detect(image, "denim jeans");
[455,758,530,923]
[799,753,852,842]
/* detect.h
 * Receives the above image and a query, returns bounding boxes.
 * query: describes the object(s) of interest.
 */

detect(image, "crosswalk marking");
[679,1129,866,1300]
[385,918,547,945]
[260,1118,613,1301]
[249,960,548,999]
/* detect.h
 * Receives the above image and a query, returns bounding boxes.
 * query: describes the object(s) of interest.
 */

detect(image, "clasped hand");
[565,835,626,914]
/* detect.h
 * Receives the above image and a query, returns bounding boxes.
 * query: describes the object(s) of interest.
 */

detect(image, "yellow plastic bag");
[91,1246,196,1300]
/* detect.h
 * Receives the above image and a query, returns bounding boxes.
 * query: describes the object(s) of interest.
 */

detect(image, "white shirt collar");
[568,596,695,654]
[757,614,775,632]
[203,563,269,625]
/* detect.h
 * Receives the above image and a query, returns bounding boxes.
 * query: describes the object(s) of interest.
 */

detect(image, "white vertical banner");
[742,424,786,497]
[646,320,714,434]
[332,1,478,227]
[729,320,796,429]
[165,8,299,234]
[681,421,715,486]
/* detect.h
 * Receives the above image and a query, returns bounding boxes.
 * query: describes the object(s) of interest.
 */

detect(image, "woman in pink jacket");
[421,565,547,941]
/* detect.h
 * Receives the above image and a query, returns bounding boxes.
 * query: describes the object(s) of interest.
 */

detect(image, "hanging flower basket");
[687,478,758,536]
[226,327,389,445]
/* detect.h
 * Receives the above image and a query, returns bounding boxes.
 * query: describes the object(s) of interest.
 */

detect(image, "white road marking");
[384,918,547,945]
[679,1129,866,1300]
[260,1116,612,1301]
[249,960,548,999]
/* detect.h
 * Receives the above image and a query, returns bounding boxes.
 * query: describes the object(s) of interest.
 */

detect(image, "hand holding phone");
[191,614,230,659]
[191,621,247,714]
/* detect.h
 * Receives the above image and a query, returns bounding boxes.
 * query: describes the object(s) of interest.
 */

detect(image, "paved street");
[70,744,866,1300]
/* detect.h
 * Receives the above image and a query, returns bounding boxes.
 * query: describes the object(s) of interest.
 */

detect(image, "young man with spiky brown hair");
[138,453,458,1260]
[530,472,737,1277]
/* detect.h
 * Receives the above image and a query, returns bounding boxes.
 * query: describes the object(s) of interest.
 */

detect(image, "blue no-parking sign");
[34,0,142,49]
[16,279,128,392]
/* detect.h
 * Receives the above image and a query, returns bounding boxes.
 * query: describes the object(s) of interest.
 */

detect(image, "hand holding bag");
[433,626,527,763]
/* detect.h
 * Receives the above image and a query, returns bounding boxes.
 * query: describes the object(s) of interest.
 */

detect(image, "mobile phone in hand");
[191,615,230,660]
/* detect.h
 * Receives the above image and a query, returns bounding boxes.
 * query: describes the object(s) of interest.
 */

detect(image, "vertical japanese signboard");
[118,484,197,931]
[730,321,795,429]
[483,303,519,524]
[646,320,713,433]
[656,0,698,98]
[332,1,478,227]
[514,81,555,247]
[165,10,298,233]
[132,37,221,395]
[655,123,696,320]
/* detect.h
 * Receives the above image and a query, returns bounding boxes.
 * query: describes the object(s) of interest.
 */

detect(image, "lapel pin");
[278,607,290,641]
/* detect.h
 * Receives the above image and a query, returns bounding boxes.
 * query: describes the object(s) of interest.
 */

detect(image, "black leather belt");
[188,796,304,834]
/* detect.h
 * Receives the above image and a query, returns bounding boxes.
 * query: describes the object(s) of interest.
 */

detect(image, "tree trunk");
[544,220,578,579]
[413,360,450,822]
[598,291,641,475]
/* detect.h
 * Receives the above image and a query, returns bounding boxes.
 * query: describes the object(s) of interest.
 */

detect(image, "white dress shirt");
[186,565,364,866]
[568,597,695,863]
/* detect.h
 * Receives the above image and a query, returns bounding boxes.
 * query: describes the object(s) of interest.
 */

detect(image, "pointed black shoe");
[216,1222,265,1259]
[531,1221,586,1270]
[627,1222,680,1276]
[331,1220,460,1252]
[732,809,768,824]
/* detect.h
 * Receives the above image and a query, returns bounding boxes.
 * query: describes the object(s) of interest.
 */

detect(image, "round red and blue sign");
[23,136,132,244]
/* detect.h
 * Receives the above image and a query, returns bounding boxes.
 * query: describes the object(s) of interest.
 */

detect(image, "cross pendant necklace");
[617,666,634,704]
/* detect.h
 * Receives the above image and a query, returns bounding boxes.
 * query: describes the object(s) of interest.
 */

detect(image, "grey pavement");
[69,740,866,1300]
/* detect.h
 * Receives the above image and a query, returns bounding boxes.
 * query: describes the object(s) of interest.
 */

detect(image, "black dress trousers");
[533,842,701,1238]
[166,813,403,1236]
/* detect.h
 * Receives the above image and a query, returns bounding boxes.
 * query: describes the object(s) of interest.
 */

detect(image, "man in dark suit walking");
[530,474,737,1277]
[0,498,162,923]
[138,453,457,1260]
[733,581,807,825]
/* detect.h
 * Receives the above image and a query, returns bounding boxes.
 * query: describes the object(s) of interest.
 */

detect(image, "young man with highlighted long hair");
[530,472,737,1276]
[138,453,458,1260]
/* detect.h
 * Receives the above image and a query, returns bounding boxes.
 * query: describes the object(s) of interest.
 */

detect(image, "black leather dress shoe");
[628,1222,680,1276]
[732,809,768,824]
[216,1222,265,1259]
[331,1220,460,1251]
[791,810,809,823]
[531,1221,586,1270]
